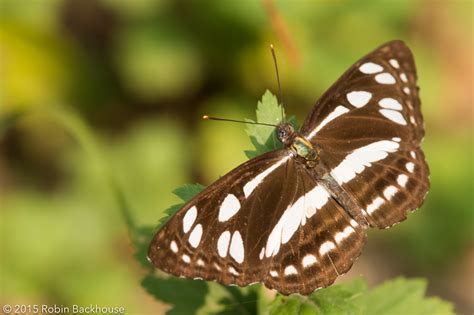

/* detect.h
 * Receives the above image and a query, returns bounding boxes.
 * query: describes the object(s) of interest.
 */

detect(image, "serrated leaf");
[361,278,455,315]
[245,90,285,158]
[156,183,205,229]
[309,277,367,315]
[245,91,300,159]
[142,274,209,315]
[173,183,206,202]
[269,278,454,315]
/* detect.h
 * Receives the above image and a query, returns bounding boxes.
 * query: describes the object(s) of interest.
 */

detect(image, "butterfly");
[147,40,430,295]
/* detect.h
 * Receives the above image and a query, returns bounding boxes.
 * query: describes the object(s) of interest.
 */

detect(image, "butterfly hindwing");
[148,149,366,295]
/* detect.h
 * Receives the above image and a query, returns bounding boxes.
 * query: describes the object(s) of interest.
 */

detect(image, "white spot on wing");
[265,185,330,258]
[375,73,396,84]
[259,247,265,260]
[359,62,383,74]
[217,231,231,258]
[319,241,336,256]
[218,194,240,222]
[269,270,278,277]
[406,162,415,173]
[350,219,359,228]
[243,157,289,197]
[308,105,349,138]
[397,174,408,187]
[229,231,245,264]
[335,226,355,243]
[389,59,400,68]
[170,241,178,253]
[182,254,191,263]
[392,137,401,142]
[182,206,197,233]
[410,151,417,159]
[228,267,239,276]
[188,224,203,248]
[284,265,298,276]
[383,185,398,200]
[403,87,410,94]
[400,73,408,82]
[197,259,205,266]
[331,140,400,185]
[410,116,417,124]
[379,98,403,110]
[367,197,384,215]
[379,109,407,125]
[347,91,372,108]
[302,254,317,268]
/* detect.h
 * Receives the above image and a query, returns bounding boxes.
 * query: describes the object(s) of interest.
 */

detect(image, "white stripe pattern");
[375,73,396,84]
[347,91,372,108]
[243,156,289,197]
[379,109,407,125]
[308,105,349,138]
[397,174,408,187]
[284,265,298,276]
[218,194,241,222]
[383,185,398,200]
[302,254,317,268]
[217,231,231,258]
[379,98,403,110]
[359,62,384,74]
[229,231,245,263]
[331,140,400,185]
[319,241,336,256]
[265,185,330,258]
[366,197,384,215]
[335,226,355,243]
[188,224,203,248]
[182,206,197,233]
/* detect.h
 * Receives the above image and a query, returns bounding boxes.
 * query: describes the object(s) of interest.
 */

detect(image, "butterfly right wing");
[148,148,366,295]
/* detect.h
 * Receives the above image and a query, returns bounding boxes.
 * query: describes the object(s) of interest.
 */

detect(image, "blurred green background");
[1,0,472,314]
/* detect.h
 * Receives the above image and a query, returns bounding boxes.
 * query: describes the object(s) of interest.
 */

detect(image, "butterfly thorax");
[277,123,318,163]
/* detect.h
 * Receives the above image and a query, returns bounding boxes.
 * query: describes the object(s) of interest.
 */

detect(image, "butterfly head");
[276,123,295,146]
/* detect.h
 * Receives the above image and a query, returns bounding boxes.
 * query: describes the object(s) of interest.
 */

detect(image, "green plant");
[136,91,455,315]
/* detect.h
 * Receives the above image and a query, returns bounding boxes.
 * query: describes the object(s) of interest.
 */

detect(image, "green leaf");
[212,285,260,315]
[269,277,455,315]
[173,183,206,202]
[142,274,209,315]
[244,90,298,159]
[245,90,285,158]
[361,278,454,315]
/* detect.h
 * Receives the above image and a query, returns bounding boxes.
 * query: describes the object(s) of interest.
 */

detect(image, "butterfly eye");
[276,123,295,145]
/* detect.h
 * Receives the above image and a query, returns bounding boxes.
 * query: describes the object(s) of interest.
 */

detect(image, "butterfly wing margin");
[147,149,295,285]
[301,40,424,145]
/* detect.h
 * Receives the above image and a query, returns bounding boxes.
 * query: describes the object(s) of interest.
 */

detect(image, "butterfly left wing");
[148,149,366,295]
[300,40,429,229]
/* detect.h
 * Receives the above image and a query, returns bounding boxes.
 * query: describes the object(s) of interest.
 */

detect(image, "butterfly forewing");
[148,40,429,295]
[302,40,423,145]
[301,40,429,229]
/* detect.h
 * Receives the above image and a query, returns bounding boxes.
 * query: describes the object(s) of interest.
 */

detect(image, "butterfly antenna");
[202,115,278,127]
[270,44,284,123]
